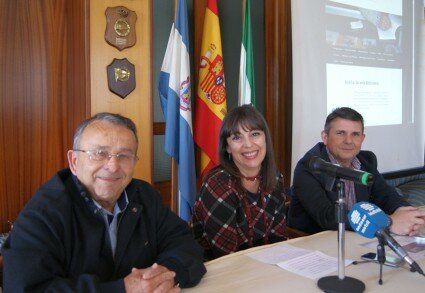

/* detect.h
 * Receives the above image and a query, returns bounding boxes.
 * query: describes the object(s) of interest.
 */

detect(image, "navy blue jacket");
[288,143,409,234]
[2,168,206,292]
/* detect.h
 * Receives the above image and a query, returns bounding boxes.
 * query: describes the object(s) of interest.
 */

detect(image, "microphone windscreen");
[348,202,390,238]
[308,156,322,172]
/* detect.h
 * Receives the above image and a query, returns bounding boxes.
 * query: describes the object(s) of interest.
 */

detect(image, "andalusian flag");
[238,0,255,106]
[194,0,227,178]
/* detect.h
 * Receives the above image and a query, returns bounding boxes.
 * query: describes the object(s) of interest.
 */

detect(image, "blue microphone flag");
[348,202,391,238]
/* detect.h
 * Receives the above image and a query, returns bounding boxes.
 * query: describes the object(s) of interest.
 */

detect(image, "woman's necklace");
[241,173,262,181]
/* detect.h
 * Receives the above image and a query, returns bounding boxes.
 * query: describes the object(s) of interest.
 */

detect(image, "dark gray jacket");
[3,168,206,292]
[288,142,409,234]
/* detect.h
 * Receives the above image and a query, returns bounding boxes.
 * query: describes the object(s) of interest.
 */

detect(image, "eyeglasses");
[74,149,139,165]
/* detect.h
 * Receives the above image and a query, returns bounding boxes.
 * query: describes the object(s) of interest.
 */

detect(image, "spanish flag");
[194,0,227,178]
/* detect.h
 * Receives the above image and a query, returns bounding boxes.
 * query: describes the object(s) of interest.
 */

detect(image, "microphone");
[309,156,374,186]
[348,202,424,276]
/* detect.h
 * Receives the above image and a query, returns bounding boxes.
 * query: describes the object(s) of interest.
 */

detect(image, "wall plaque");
[105,6,137,51]
[107,58,136,98]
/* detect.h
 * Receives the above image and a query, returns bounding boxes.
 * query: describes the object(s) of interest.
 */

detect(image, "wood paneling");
[265,0,293,188]
[152,122,171,208]
[153,122,165,135]
[90,0,153,183]
[0,0,90,233]
[153,180,172,208]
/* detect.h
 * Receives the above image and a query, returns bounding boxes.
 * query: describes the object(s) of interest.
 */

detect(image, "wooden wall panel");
[153,180,172,208]
[90,0,153,182]
[0,0,90,233]
[265,0,293,188]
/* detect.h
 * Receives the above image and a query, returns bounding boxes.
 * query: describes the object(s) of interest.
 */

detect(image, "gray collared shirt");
[91,192,129,258]
[71,175,130,258]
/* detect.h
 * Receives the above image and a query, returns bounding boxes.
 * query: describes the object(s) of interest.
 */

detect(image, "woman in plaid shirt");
[191,105,288,260]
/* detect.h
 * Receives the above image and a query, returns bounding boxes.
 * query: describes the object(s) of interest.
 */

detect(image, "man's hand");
[389,206,425,236]
[124,263,180,293]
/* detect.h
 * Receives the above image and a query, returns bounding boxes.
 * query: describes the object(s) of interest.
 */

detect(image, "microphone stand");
[317,178,365,293]
[376,235,386,285]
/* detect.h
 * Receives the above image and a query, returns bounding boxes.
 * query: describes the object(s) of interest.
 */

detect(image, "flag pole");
[169,0,179,215]
[170,159,178,214]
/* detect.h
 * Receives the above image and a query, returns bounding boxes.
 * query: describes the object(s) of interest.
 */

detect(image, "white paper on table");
[246,244,312,264]
[277,251,353,280]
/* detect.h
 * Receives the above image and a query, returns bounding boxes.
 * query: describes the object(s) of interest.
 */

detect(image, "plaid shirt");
[191,167,287,260]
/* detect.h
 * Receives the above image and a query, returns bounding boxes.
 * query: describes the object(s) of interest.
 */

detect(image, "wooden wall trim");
[265,0,293,188]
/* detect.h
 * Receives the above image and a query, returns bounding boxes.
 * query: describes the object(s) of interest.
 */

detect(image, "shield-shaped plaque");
[105,6,137,51]
[107,58,136,99]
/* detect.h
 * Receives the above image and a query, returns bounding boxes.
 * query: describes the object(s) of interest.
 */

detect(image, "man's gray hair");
[72,112,138,149]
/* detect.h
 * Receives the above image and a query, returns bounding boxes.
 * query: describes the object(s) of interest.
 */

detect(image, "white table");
[184,231,425,292]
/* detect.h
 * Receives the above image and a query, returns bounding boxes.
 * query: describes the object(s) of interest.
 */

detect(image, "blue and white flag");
[158,0,196,221]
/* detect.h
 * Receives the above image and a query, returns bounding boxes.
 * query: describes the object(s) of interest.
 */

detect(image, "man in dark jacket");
[288,107,425,235]
[2,113,206,292]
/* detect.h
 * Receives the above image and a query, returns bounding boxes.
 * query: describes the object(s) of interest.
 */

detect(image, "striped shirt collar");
[325,148,361,210]
[326,147,361,170]
[91,191,129,221]
[71,174,129,217]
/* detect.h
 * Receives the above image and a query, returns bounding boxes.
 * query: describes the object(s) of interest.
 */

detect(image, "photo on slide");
[325,0,403,67]
[325,0,414,126]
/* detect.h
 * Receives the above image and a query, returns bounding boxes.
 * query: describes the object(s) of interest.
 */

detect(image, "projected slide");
[325,0,412,126]
[327,64,402,126]
[291,0,423,172]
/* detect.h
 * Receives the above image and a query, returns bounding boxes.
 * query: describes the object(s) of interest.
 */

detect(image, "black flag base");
[318,276,365,293]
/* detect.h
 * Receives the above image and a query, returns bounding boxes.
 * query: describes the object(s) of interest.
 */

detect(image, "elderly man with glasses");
[2,113,206,292]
